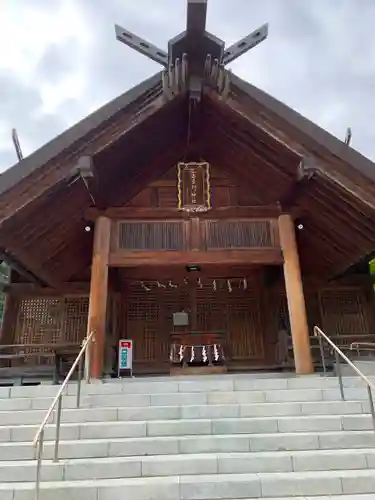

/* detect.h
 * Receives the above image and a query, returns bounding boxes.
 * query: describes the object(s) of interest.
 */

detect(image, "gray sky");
[1,0,375,172]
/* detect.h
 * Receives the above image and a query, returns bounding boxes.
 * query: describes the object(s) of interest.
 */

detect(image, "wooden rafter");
[107,141,187,208]
[207,90,301,157]
[0,90,167,222]
[228,79,375,202]
[308,181,375,242]
[200,127,290,203]
[203,99,300,168]
[0,248,58,288]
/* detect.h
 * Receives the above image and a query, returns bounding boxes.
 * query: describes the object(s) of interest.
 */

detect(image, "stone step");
[0,400,366,426]
[1,374,374,400]
[1,430,375,461]
[2,449,375,483]
[1,414,373,443]
[0,387,372,412]
[2,469,375,499]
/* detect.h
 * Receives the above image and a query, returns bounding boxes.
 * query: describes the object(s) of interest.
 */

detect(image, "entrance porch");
[108,268,282,376]
[2,214,375,383]
[85,214,314,377]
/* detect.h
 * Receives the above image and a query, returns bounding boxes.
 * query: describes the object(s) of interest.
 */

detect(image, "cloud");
[0,0,375,172]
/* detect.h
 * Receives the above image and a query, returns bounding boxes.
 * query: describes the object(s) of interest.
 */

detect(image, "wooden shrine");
[1,1,375,380]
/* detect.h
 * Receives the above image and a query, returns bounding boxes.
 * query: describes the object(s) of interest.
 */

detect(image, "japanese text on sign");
[118,340,133,370]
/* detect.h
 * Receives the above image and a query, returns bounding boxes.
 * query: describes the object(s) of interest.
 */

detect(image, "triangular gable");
[0,72,162,198]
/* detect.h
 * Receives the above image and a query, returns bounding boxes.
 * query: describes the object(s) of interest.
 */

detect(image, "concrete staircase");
[1,373,375,499]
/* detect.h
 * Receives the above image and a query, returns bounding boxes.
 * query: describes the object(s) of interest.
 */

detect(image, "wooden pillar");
[0,293,18,344]
[278,214,313,374]
[87,216,111,378]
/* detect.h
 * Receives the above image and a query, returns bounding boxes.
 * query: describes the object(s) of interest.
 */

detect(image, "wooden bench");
[0,343,81,385]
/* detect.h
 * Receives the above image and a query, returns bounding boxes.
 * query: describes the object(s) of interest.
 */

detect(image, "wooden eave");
[0,94,190,285]
[1,71,375,285]
[0,72,165,222]
[229,73,375,202]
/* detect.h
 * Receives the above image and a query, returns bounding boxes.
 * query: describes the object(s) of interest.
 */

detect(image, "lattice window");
[125,283,162,362]
[205,220,273,249]
[15,296,89,365]
[319,289,369,337]
[61,297,89,343]
[118,221,184,251]
[226,294,265,360]
[123,278,266,367]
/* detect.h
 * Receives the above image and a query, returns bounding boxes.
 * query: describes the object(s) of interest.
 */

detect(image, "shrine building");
[1,1,375,379]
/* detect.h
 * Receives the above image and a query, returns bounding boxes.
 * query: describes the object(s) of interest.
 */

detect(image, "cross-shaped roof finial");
[115,0,268,68]
[115,0,268,100]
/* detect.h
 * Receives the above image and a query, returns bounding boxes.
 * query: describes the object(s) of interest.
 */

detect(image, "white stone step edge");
[0,401,368,426]
[1,469,375,499]
[1,449,375,483]
[0,387,373,412]
[1,374,374,399]
[1,431,375,461]
[0,414,373,443]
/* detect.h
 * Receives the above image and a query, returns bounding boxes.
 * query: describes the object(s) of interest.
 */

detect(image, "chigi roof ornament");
[115,0,268,102]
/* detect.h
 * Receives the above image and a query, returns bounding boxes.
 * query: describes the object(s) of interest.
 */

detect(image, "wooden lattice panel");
[195,281,265,361]
[122,277,267,368]
[204,219,274,249]
[160,286,190,335]
[319,288,370,339]
[226,293,264,360]
[61,297,89,343]
[15,296,89,364]
[118,221,184,251]
[124,282,165,363]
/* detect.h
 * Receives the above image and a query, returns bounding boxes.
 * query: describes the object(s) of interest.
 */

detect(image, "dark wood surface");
[0,343,81,384]
[1,89,375,284]
[170,331,226,345]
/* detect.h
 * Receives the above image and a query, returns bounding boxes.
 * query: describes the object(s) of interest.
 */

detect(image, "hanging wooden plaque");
[177,162,211,212]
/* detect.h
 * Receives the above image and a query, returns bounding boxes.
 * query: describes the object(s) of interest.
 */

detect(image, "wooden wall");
[115,273,270,374]
[109,278,375,374]
[125,163,266,210]
[7,279,375,371]
[8,295,89,364]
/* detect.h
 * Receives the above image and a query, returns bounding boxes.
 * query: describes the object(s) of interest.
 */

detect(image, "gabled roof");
[2,70,375,202]
[1,69,375,285]
[231,74,375,185]
[0,72,162,197]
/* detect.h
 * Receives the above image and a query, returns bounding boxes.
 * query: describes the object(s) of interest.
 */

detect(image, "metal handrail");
[350,342,375,353]
[33,330,95,500]
[314,325,375,431]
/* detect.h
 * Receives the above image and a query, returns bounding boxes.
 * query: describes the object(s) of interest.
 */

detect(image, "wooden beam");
[278,214,313,374]
[279,160,316,210]
[0,249,58,288]
[0,293,18,345]
[109,249,283,267]
[117,265,269,281]
[87,216,111,378]
[187,0,207,35]
[8,282,90,297]
[85,205,282,221]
